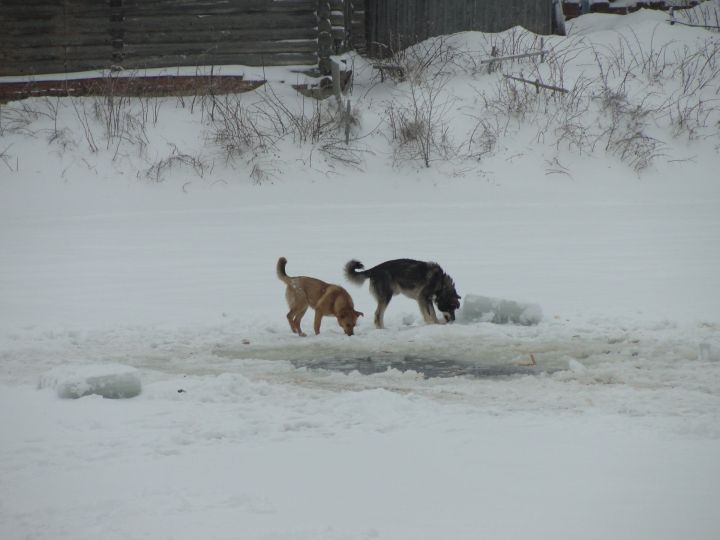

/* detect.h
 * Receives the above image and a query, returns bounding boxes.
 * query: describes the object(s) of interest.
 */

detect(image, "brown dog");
[277,257,363,336]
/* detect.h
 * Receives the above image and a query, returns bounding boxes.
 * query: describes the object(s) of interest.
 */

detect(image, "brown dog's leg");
[313,309,324,335]
[293,305,309,337]
[285,285,309,336]
[313,288,336,335]
[286,311,297,333]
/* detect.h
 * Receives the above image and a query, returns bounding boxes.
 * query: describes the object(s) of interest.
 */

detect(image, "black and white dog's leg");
[370,280,392,329]
[417,291,440,324]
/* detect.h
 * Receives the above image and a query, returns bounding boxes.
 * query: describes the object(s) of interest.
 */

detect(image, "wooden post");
[503,74,568,94]
[317,1,333,75]
[331,59,342,105]
[345,100,351,145]
[488,45,499,74]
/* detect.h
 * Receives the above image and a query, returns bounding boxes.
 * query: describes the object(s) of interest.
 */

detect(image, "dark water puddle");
[290,355,551,379]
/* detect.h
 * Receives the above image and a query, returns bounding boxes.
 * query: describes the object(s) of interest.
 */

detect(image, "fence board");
[122,28,318,44]
[120,52,318,70]
[122,40,318,57]
[120,13,316,32]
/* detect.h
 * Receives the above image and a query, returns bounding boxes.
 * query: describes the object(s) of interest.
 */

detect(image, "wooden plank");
[120,13,316,32]
[1,20,111,36]
[1,30,114,47]
[120,52,317,69]
[0,6,62,18]
[120,0,316,8]
[0,76,265,103]
[0,48,65,64]
[121,40,318,57]
[1,0,67,5]
[121,28,318,44]
[120,2,316,17]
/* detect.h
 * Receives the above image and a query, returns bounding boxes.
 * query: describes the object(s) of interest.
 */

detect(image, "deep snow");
[1,6,720,540]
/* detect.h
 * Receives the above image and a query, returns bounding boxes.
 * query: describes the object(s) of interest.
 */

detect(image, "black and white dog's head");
[435,274,461,322]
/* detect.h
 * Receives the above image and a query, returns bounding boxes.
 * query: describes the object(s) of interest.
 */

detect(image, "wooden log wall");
[0,0,115,75]
[0,0,335,77]
[365,0,554,58]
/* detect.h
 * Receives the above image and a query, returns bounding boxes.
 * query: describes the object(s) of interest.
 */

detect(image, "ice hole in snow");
[289,356,546,378]
[38,364,142,399]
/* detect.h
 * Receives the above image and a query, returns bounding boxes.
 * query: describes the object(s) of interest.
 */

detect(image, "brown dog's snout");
[341,322,356,336]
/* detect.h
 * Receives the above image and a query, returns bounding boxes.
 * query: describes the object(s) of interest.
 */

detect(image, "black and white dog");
[344,259,461,329]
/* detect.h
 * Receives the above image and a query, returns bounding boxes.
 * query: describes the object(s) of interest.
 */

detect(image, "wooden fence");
[364,0,555,58]
[0,0,354,77]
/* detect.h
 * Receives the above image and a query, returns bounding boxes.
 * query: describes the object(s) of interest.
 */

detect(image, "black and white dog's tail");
[344,259,367,285]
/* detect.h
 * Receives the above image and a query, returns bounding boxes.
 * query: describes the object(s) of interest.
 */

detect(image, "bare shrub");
[209,85,359,167]
[70,97,99,153]
[210,94,277,159]
[92,95,149,154]
[249,162,273,185]
[466,117,502,160]
[0,100,45,137]
[474,34,676,173]
[386,73,455,167]
[607,132,667,172]
[0,144,16,171]
[594,85,668,172]
[672,1,720,30]
[143,144,211,183]
[666,95,717,139]
[673,39,720,94]
[318,142,363,169]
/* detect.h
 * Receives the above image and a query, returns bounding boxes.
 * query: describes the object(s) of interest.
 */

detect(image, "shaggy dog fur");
[277,257,363,336]
[344,258,460,329]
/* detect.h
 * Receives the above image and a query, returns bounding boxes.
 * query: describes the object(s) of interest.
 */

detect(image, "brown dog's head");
[337,309,363,336]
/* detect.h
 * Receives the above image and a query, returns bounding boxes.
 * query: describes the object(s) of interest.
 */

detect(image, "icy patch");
[457,294,542,325]
[39,363,142,399]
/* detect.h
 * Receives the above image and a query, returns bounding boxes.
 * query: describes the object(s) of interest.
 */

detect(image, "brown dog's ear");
[355,310,364,318]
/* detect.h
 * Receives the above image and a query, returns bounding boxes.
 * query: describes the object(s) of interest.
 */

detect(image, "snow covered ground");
[1,6,720,540]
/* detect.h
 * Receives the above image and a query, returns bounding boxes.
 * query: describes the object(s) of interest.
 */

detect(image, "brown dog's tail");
[276,257,292,284]
[344,259,367,286]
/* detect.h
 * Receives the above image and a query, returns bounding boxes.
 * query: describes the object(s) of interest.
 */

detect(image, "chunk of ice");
[39,363,142,399]
[457,294,542,326]
[699,342,720,362]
